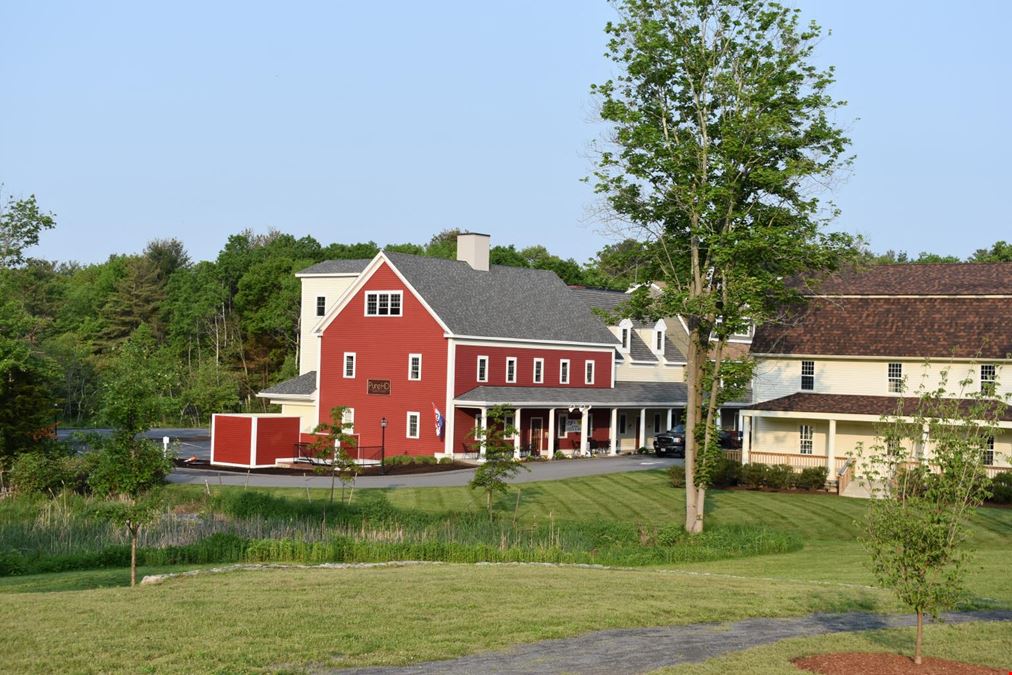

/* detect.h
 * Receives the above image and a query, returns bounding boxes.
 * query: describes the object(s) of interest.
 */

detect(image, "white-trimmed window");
[621,327,630,350]
[655,330,664,352]
[408,354,422,381]
[504,412,516,440]
[799,424,814,455]
[557,414,568,438]
[981,364,997,396]
[505,357,517,383]
[982,436,995,466]
[887,363,903,393]
[476,355,489,382]
[653,413,661,434]
[406,411,420,439]
[533,358,544,384]
[801,360,815,391]
[585,360,595,385]
[341,407,355,431]
[316,296,326,317]
[365,290,403,316]
[619,413,627,435]
[343,352,356,379]
[559,359,570,385]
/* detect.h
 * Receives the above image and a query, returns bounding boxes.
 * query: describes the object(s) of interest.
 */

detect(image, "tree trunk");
[684,335,704,533]
[130,524,138,588]
[914,609,923,665]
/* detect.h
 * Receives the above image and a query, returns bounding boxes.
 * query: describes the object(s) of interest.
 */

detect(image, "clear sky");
[2,1,1010,265]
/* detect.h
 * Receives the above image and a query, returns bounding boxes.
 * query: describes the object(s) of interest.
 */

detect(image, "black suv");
[653,425,686,457]
[654,426,742,457]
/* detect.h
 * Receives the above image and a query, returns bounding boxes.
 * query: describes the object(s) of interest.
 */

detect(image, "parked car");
[653,425,686,457]
[654,425,742,456]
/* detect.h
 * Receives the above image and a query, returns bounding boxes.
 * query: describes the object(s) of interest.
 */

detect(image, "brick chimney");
[456,232,490,271]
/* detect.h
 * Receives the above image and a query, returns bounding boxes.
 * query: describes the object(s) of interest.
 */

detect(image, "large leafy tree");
[0,192,55,268]
[591,0,858,532]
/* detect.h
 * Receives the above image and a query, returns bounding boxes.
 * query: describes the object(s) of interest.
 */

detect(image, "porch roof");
[455,382,688,407]
[748,392,1012,422]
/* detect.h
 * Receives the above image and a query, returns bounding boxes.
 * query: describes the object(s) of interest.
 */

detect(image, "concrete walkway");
[168,455,682,489]
[340,610,1012,674]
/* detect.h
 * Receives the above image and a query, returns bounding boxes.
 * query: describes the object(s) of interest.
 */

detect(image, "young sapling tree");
[469,405,529,515]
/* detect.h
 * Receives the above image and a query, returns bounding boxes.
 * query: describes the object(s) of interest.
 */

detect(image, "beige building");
[743,263,1012,491]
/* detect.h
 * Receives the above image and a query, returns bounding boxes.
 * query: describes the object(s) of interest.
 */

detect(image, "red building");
[211,233,715,466]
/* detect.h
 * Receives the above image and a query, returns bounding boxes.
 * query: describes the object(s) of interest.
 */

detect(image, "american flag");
[432,403,444,438]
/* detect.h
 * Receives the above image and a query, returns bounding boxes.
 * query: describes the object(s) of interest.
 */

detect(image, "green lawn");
[0,563,905,673]
[3,470,1010,672]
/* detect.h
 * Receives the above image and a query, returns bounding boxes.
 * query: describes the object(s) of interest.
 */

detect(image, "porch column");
[638,408,647,450]
[478,407,488,459]
[580,407,590,455]
[741,414,752,463]
[547,408,556,458]
[513,408,522,459]
[666,408,673,431]
[826,418,836,473]
[610,408,618,455]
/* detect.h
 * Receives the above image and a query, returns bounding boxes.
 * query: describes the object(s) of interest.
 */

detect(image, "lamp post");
[380,417,388,475]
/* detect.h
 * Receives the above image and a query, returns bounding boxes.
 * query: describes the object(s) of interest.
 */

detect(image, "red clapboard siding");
[454,345,612,397]
[255,417,301,465]
[319,262,448,455]
[212,415,252,465]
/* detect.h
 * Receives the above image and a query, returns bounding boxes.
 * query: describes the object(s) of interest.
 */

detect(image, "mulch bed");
[174,459,474,476]
[793,652,1002,674]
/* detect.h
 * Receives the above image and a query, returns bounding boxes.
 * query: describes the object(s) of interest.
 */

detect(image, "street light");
[380,417,388,475]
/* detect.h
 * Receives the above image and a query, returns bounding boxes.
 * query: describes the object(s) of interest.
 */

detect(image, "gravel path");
[338,610,1012,674]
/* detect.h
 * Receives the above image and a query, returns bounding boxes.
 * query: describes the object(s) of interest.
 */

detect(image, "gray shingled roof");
[455,382,689,406]
[570,287,653,328]
[628,331,658,363]
[259,371,317,397]
[297,259,371,275]
[385,252,619,345]
[664,337,686,363]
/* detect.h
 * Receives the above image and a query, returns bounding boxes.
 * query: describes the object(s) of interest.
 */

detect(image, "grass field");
[2,469,1010,672]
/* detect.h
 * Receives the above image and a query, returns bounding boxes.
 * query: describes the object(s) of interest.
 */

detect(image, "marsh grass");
[0,489,800,575]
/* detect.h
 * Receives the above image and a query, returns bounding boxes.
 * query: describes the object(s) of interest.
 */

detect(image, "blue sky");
[1,1,1010,265]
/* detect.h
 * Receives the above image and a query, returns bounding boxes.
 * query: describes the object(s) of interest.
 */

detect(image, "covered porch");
[450,382,691,459]
[740,393,1012,482]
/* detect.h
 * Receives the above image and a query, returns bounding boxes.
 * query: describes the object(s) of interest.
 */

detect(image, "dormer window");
[655,331,663,351]
[618,319,633,351]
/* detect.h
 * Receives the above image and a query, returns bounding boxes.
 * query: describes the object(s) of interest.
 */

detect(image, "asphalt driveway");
[168,454,682,489]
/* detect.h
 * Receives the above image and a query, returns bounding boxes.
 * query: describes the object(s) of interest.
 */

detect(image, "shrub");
[668,465,686,488]
[10,452,68,495]
[989,472,1012,504]
[438,457,453,465]
[710,456,740,488]
[739,463,768,489]
[765,464,796,490]
[796,466,829,491]
[552,452,570,460]
[385,455,413,466]
[415,455,436,465]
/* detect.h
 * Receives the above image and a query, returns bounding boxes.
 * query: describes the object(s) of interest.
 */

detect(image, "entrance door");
[530,417,544,452]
